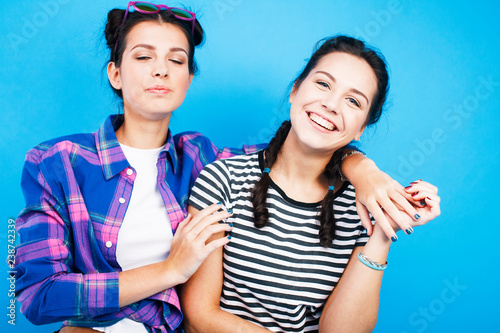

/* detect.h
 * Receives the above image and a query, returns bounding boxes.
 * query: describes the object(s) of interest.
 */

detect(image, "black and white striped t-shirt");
[188,151,368,332]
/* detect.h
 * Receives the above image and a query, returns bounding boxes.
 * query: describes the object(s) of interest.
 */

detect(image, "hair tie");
[328,186,335,191]
[263,168,270,174]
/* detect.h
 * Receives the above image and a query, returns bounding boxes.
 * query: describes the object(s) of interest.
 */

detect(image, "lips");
[146,85,171,95]
[307,112,337,131]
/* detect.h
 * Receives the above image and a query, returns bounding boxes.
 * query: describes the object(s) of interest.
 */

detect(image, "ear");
[354,125,366,141]
[107,62,122,90]
[289,82,298,104]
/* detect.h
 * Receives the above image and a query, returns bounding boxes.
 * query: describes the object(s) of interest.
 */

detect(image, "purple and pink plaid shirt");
[15,115,263,332]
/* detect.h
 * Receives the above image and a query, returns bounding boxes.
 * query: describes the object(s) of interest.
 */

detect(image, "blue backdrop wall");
[1,0,498,332]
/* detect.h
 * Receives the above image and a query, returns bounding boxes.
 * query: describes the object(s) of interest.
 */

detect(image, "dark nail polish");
[227,235,232,240]
[217,201,222,205]
[405,186,412,189]
[227,209,233,214]
[405,227,413,235]
[420,200,426,206]
[415,214,421,219]
[391,236,398,242]
[412,191,419,197]
[228,223,234,228]
[427,197,431,200]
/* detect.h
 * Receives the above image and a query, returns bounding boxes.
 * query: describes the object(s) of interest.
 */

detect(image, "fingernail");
[427,197,431,200]
[228,223,234,228]
[420,200,426,206]
[217,201,222,205]
[227,209,233,214]
[227,235,232,240]
[412,192,419,197]
[405,227,414,235]
[414,214,421,219]
[405,186,412,189]
[391,236,398,242]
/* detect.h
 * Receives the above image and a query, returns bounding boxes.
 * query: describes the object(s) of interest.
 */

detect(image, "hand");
[373,180,441,237]
[164,203,233,285]
[353,166,427,241]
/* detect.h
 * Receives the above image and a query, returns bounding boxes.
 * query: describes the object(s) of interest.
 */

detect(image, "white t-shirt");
[94,144,173,333]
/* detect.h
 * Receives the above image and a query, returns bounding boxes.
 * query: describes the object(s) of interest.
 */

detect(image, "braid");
[318,148,349,247]
[251,121,291,228]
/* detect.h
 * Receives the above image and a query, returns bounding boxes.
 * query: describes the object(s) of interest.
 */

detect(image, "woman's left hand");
[352,166,425,239]
[374,179,441,235]
[400,179,441,229]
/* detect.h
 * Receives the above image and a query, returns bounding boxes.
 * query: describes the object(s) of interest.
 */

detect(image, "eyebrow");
[130,44,188,56]
[315,70,370,104]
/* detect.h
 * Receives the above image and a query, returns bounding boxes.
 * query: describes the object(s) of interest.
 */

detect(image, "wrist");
[161,259,186,287]
[370,224,393,247]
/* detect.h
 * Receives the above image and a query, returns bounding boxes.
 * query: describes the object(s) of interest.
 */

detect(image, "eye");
[169,59,184,65]
[347,97,360,108]
[315,81,330,89]
[136,56,151,61]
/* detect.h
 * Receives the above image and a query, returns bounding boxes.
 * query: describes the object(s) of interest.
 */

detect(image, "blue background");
[1,0,499,332]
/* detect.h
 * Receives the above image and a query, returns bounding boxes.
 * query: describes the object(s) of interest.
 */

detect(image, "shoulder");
[334,183,358,211]
[173,131,215,150]
[196,152,260,184]
[25,133,96,163]
[173,131,218,165]
[206,151,260,173]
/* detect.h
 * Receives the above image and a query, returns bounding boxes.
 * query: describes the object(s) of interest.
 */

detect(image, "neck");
[115,112,171,149]
[270,132,334,202]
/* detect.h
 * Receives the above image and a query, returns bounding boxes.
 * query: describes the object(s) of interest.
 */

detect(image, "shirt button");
[105,241,112,248]
[119,198,125,204]
[126,168,133,176]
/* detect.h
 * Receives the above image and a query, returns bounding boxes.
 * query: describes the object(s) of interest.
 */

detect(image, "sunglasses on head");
[114,1,196,53]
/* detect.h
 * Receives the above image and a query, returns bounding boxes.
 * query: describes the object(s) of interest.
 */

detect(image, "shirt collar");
[95,115,179,180]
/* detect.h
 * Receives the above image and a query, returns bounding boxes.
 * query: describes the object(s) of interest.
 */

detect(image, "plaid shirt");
[15,115,263,332]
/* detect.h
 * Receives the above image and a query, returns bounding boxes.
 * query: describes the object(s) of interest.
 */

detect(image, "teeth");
[309,113,335,131]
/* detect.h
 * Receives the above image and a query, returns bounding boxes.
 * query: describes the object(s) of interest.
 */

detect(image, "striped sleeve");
[335,184,369,247]
[188,160,233,212]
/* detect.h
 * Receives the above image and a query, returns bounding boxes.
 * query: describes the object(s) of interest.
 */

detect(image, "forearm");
[118,259,182,308]
[340,152,378,185]
[184,307,271,333]
[319,228,391,332]
[16,270,119,325]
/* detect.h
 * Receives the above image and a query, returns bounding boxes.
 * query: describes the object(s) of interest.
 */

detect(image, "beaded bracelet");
[339,150,366,181]
[358,251,388,271]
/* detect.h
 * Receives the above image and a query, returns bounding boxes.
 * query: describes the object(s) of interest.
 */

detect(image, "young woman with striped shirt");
[182,36,441,332]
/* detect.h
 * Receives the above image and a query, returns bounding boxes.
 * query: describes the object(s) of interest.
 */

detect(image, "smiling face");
[288,52,378,154]
[107,21,193,121]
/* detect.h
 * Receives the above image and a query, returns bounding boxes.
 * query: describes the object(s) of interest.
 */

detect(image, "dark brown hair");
[251,35,390,247]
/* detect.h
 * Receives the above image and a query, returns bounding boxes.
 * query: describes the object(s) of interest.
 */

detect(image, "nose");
[153,63,168,78]
[322,93,340,114]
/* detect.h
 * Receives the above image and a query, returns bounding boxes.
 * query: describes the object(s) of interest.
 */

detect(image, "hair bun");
[104,8,126,50]
[192,18,204,46]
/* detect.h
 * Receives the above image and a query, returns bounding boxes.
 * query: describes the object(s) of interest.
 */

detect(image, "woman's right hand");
[164,203,233,285]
